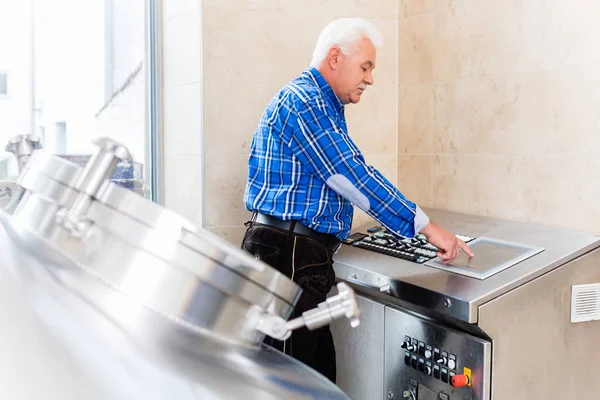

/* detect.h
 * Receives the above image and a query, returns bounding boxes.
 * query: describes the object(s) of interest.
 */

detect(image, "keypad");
[346,229,475,264]
[402,336,459,386]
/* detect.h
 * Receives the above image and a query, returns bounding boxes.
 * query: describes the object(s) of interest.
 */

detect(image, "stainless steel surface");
[94,181,300,303]
[424,237,544,280]
[15,146,299,307]
[8,137,359,343]
[384,306,491,400]
[16,170,79,208]
[330,292,385,400]
[19,149,81,187]
[11,192,292,346]
[5,134,42,172]
[334,208,600,322]
[0,216,349,399]
[0,136,361,398]
[10,157,302,347]
[11,193,297,342]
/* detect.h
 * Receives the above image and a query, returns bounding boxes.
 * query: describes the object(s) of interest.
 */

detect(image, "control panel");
[385,306,491,400]
[342,226,474,264]
[402,336,465,389]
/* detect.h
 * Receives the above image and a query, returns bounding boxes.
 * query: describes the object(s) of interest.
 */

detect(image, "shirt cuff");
[414,206,430,234]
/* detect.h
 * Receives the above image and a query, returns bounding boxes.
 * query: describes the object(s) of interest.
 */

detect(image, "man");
[241,18,473,382]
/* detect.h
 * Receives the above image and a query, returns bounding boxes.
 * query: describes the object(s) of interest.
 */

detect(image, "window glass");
[0,0,156,198]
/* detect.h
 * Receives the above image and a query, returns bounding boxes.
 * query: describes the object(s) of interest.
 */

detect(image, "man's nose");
[365,70,374,85]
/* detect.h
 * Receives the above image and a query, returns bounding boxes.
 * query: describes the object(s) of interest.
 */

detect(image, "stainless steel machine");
[0,137,360,399]
[331,210,600,400]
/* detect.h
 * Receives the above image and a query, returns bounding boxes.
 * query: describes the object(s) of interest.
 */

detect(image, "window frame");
[145,0,163,204]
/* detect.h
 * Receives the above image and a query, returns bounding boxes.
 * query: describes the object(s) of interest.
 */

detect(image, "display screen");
[425,237,544,279]
[445,241,529,272]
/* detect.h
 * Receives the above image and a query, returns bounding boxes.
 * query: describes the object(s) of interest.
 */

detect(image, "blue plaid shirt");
[244,67,429,240]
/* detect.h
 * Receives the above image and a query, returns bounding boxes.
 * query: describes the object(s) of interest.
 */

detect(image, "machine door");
[330,292,385,400]
[384,306,491,400]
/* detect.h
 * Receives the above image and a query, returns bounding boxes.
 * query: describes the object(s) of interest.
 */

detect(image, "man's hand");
[420,222,474,265]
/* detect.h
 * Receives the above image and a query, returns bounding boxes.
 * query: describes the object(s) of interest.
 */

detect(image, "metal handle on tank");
[257,282,360,341]
[5,134,42,173]
[56,137,132,239]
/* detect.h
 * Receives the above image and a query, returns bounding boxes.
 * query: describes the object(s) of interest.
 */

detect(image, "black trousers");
[241,221,337,383]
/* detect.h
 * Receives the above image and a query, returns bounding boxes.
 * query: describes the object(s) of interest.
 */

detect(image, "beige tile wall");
[398,0,600,234]
[200,1,400,243]
[162,0,600,240]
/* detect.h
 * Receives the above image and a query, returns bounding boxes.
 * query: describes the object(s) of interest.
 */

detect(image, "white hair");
[310,18,384,68]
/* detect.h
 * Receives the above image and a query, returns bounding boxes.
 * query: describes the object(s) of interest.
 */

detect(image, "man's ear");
[327,47,341,70]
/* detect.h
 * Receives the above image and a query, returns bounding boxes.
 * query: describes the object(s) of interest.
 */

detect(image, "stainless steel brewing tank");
[0,137,358,399]
[330,209,600,400]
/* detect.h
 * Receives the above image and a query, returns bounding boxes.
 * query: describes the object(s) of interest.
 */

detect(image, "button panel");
[441,368,449,383]
[401,336,460,387]
[385,307,491,400]
[346,228,475,264]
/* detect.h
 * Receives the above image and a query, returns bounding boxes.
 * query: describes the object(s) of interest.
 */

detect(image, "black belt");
[252,213,342,253]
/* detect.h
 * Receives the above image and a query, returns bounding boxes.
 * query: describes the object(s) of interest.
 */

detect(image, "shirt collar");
[304,67,345,113]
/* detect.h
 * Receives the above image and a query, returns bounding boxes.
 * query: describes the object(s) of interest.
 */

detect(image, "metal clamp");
[5,134,42,173]
[256,282,360,341]
[57,137,132,238]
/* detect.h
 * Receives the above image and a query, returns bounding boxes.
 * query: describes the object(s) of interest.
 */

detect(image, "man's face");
[334,37,376,105]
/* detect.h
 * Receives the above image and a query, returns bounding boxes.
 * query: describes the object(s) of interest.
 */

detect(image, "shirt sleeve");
[279,98,429,238]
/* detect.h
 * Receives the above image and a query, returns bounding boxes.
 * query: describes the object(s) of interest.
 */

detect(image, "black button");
[404,352,411,366]
[418,358,425,372]
[411,355,418,369]
[433,366,441,379]
[441,368,449,383]
[419,342,425,356]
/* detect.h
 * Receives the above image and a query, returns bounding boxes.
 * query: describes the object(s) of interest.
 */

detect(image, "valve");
[5,134,42,173]
[257,282,360,340]
[57,137,131,238]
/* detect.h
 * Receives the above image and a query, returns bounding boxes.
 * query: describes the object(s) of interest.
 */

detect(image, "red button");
[451,374,470,387]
